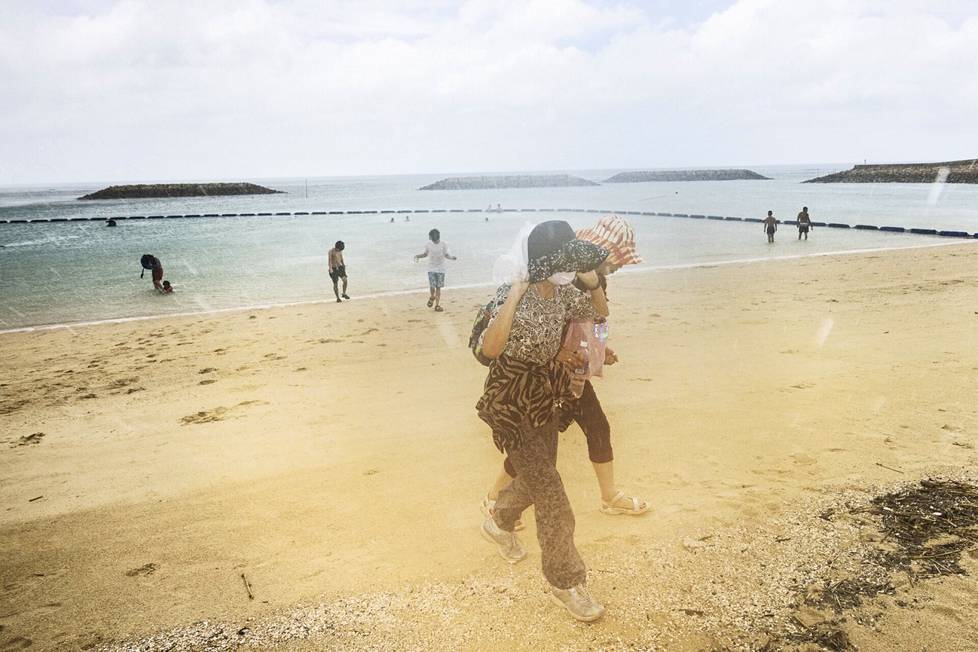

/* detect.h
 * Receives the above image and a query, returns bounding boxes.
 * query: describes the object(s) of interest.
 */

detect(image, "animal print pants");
[493,418,587,589]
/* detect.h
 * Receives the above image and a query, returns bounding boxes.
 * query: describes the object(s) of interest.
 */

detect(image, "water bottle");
[593,321,609,343]
[570,339,589,398]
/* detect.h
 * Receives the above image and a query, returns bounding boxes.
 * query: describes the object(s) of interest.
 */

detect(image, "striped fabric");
[576,216,643,267]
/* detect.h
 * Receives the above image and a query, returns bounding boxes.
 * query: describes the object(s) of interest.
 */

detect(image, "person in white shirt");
[414,228,457,312]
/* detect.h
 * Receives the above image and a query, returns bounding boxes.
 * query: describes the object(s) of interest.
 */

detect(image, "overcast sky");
[1,0,976,184]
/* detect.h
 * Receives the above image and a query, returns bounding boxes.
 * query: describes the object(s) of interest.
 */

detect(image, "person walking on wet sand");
[414,229,457,312]
[797,207,813,240]
[763,211,778,243]
[139,254,165,293]
[476,220,610,622]
[328,241,349,302]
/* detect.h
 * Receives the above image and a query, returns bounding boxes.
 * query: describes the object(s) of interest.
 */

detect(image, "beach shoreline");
[2,242,977,650]
[1,237,970,335]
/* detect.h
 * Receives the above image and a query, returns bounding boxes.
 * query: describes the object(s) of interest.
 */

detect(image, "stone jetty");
[604,169,770,183]
[804,159,978,184]
[79,183,283,200]
[419,174,599,190]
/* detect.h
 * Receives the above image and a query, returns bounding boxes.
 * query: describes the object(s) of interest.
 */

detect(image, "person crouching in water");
[476,220,610,622]
[481,215,648,533]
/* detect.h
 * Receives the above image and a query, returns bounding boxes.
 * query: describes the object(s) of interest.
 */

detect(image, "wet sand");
[2,242,977,650]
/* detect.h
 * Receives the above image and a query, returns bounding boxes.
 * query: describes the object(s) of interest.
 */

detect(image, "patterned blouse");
[484,283,597,365]
[476,283,598,452]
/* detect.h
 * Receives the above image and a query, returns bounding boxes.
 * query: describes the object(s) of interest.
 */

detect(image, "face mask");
[548,271,576,285]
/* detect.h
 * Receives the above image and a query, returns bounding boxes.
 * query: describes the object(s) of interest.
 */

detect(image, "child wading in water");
[480,216,648,534]
[476,220,610,622]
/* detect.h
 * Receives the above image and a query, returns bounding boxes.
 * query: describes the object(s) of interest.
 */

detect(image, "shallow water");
[1,165,976,330]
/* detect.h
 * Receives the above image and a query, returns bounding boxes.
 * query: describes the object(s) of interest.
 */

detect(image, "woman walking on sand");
[481,216,648,527]
[476,220,610,622]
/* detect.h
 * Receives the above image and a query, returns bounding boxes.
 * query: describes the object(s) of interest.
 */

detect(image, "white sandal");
[482,495,524,531]
[600,490,649,516]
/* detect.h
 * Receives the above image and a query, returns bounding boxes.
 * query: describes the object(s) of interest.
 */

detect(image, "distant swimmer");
[763,211,778,243]
[390,217,395,223]
[797,206,813,240]
[328,240,349,303]
[414,228,457,312]
[139,254,165,292]
[162,280,173,294]
[106,219,117,227]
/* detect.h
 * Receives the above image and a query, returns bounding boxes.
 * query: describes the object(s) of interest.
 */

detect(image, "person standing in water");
[763,211,778,243]
[328,241,349,302]
[139,254,165,293]
[477,220,610,622]
[414,229,457,312]
[797,206,813,240]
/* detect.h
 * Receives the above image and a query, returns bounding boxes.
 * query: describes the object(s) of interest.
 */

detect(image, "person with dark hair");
[328,241,349,302]
[797,206,813,240]
[476,220,610,622]
[161,280,173,294]
[763,210,778,243]
[414,228,457,312]
[139,254,164,293]
[481,216,648,525]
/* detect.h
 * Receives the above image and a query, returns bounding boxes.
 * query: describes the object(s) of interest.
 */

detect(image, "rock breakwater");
[419,174,598,190]
[604,169,770,183]
[79,183,283,200]
[804,159,978,184]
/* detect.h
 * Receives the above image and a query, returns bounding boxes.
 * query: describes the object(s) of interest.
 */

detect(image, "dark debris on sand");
[765,478,978,652]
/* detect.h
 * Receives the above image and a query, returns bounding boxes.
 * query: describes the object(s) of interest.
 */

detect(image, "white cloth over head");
[492,221,535,286]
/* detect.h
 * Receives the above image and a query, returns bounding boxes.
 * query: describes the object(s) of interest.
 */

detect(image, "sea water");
[1,165,976,331]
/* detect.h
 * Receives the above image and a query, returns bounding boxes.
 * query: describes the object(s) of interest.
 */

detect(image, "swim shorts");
[428,271,445,289]
[329,265,347,282]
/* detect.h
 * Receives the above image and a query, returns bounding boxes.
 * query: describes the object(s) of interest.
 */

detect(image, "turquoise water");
[2,165,977,330]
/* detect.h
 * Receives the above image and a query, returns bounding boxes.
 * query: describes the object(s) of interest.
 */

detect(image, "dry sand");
[2,242,977,651]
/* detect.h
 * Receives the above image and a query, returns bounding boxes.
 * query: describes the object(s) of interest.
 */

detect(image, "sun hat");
[526,220,608,282]
[576,215,642,267]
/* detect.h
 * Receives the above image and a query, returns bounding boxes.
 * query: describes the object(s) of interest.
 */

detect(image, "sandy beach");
[2,242,978,651]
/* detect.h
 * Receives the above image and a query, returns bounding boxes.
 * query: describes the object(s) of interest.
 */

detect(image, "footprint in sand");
[198,379,217,385]
[180,401,264,425]
[11,432,45,448]
[1,636,34,650]
[181,407,229,424]
[789,383,814,390]
[109,377,139,389]
[125,563,158,577]
[198,368,217,374]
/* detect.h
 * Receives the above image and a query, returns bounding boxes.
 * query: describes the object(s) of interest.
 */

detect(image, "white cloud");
[0,0,976,183]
